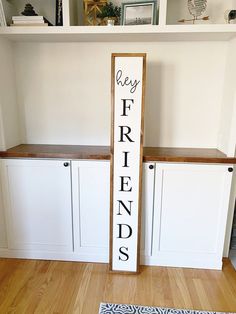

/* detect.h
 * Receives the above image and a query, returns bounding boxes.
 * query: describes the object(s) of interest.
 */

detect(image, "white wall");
[14,41,227,147]
[218,38,236,156]
[167,0,236,25]
[0,38,21,150]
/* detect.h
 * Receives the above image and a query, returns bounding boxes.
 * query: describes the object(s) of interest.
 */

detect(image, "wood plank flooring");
[0,258,235,314]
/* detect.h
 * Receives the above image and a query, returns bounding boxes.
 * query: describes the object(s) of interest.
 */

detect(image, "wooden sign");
[110,53,146,273]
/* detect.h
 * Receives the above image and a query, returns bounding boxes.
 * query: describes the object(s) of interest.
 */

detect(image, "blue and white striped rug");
[99,303,234,314]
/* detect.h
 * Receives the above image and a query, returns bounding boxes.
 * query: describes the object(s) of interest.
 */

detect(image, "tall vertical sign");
[110,53,146,273]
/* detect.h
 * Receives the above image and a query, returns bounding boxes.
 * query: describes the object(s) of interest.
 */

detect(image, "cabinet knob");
[149,165,154,170]
[64,162,69,167]
[228,167,233,173]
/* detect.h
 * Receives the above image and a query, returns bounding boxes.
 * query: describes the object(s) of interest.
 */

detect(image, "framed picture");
[121,0,157,26]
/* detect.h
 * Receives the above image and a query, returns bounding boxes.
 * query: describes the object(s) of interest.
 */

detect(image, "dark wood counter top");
[0,144,235,164]
[0,144,111,160]
[143,147,236,163]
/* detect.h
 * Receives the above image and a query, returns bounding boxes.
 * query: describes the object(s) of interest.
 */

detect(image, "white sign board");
[110,53,146,273]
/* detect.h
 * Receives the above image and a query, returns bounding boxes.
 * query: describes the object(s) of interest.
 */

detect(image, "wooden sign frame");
[109,53,146,274]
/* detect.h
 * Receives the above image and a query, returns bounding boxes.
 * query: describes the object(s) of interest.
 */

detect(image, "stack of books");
[11,16,48,27]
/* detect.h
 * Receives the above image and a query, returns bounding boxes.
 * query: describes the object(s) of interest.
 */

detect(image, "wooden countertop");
[0,144,235,164]
[143,147,236,163]
[0,144,111,160]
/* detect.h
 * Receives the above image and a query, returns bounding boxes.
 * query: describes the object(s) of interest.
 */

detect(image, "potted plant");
[97,2,121,25]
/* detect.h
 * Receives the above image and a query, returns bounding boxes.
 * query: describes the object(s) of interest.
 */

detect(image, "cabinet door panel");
[152,163,232,269]
[72,161,155,263]
[140,163,155,259]
[72,160,110,261]
[2,159,73,252]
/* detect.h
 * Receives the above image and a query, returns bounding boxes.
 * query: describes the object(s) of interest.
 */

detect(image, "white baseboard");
[0,248,223,270]
[0,248,109,263]
[141,254,223,270]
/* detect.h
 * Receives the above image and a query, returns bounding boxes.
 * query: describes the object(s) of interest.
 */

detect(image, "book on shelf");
[12,20,45,24]
[10,23,48,27]
[12,15,44,21]
[11,15,48,27]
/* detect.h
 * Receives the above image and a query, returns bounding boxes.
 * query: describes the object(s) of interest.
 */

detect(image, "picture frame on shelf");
[121,0,158,26]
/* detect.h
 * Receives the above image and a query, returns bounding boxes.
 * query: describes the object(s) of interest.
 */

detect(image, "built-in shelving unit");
[0,1,235,154]
[1,25,236,42]
[0,0,236,259]
[1,0,236,41]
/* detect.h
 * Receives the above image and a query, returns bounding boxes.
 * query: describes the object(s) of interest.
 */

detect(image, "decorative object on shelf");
[107,18,115,26]
[110,53,146,273]
[178,0,209,24]
[21,3,37,16]
[0,0,7,26]
[121,0,157,26]
[97,2,121,26]
[83,0,108,26]
[11,16,49,27]
[224,10,236,24]
[56,0,63,26]
[14,3,53,26]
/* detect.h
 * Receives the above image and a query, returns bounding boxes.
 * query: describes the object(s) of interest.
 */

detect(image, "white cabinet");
[0,158,155,263]
[152,163,233,269]
[1,159,73,253]
[0,158,233,269]
[71,160,155,263]
[72,160,110,262]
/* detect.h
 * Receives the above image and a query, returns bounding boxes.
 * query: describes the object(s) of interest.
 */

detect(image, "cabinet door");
[72,160,155,263]
[152,163,232,269]
[0,160,7,248]
[140,162,155,263]
[2,159,73,252]
[72,160,110,262]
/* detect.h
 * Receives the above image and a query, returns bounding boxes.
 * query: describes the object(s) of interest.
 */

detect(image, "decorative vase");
[107,18,115,26]
[106,17,116,26]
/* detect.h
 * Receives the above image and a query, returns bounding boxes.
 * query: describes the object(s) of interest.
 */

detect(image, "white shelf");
[0,25,236,42]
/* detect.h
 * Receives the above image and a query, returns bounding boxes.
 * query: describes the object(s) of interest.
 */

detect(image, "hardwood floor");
[0,258,235,314]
